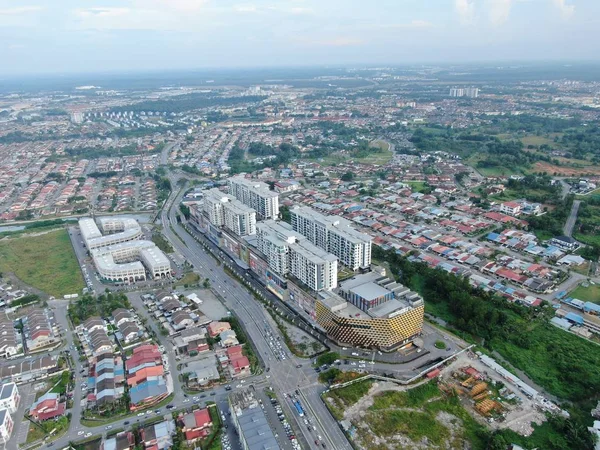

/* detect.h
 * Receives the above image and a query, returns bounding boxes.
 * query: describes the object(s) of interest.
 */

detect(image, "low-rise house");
[89,328,114,356]
[557,254,586,266]
[130,379,169,410]
[0,355,59,383]
[117,321,142,344]
[84,316,107,333]
[0,317,22,358]
[207,321,231,337]
[113,308,135,328]
[141,419,175,450]
[181,408,213,442]
[101,431,135,450]
[29,392,66,421]
[219,330,239,348]
[22,309,58,352]
[126,345,162,373]
[127,366,164,387]
[174,327,209,355]
[161,298,182,314]
[171,310,194,331]
[550,236,578,251]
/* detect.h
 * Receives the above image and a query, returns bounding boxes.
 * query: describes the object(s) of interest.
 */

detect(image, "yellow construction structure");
[470,382,488,397]
[473,391,489,402]
[461,377,475,388]
[475,398,501,416]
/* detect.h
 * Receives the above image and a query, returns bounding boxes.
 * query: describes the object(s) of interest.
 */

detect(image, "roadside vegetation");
[151,231,174,253]
[68,292,131,325]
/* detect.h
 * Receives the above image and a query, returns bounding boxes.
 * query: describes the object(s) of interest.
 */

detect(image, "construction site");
[435,351,550,436]
[323,350,565,450]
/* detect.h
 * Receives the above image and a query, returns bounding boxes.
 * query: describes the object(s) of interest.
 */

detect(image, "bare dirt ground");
[440,352,546,436]
[532,161,600,176]
[280,320,325,356]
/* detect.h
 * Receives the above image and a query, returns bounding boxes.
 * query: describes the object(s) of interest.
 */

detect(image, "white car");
[85,433,92,438]
[77,431,84,436]
[137,412,145,416]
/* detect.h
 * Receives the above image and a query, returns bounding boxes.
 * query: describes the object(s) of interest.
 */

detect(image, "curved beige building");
[79,216,171,283]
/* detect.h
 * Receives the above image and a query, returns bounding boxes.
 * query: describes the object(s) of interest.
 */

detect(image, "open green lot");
[325,381,488,450]
[402,181,428,193]
[466,153,526,177]
[0,228,84,297]
[355,140,393,165]
[570,283,600,304]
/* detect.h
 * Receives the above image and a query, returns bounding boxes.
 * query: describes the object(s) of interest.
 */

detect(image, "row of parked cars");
[269,396,300,450]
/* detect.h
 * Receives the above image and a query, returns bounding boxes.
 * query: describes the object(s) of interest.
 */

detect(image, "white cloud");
[553,0,575,19]
[233,4,258,14]
[141,0,208,12]
[72,7,177,31]
[295,36,364,47]
[455,0,476,24]
[489,0,513,26]
[75,8,131,19]
[0,6,43,15]
[367,20,434,30]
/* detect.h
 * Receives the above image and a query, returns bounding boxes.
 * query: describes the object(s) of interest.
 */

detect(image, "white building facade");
[290,206,372,270]
[203,188,257,237]
[227,176,279,220]
[256,220,337,291]
[0,383,19,414]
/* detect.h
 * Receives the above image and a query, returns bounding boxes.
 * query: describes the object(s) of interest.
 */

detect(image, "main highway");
[159,180,354,450]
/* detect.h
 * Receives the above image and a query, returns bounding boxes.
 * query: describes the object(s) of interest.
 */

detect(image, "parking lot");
[257,388,300,450]
[10,382,38,447]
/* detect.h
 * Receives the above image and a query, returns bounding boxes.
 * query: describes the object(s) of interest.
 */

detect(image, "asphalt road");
[159,181,353,450]
[160,180,475,449]
[30,178,465,450]
[563,199,581,237]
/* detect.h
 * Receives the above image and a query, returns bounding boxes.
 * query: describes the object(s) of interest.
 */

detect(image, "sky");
[0,0,598,75]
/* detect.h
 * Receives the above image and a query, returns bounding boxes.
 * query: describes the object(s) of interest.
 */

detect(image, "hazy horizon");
[0,0,597,76]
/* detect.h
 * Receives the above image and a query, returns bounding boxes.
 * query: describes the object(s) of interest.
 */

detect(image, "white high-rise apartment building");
[223,201,256,237]
[203,188,257,237]
[449,87,479,98]
[256,221,337,292]
[290,206,372,271]
[228,176,279,220]
[203,189,228,226]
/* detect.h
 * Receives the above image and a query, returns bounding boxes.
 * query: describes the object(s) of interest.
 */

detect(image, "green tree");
[341,172,354,182]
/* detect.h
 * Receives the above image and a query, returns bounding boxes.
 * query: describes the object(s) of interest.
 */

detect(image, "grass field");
[569,283,600,303]
[176,271,200,286]
[0,228,84,297]
[358,140,393,165]
[574,232,600,247]
[520,135,558,148]
[403,181,428,193]
[465,154,527,177]
[326,381,488,450]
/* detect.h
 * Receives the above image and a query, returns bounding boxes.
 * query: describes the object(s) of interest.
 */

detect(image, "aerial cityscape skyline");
[1,1,600,449]
[0,0,596,75]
